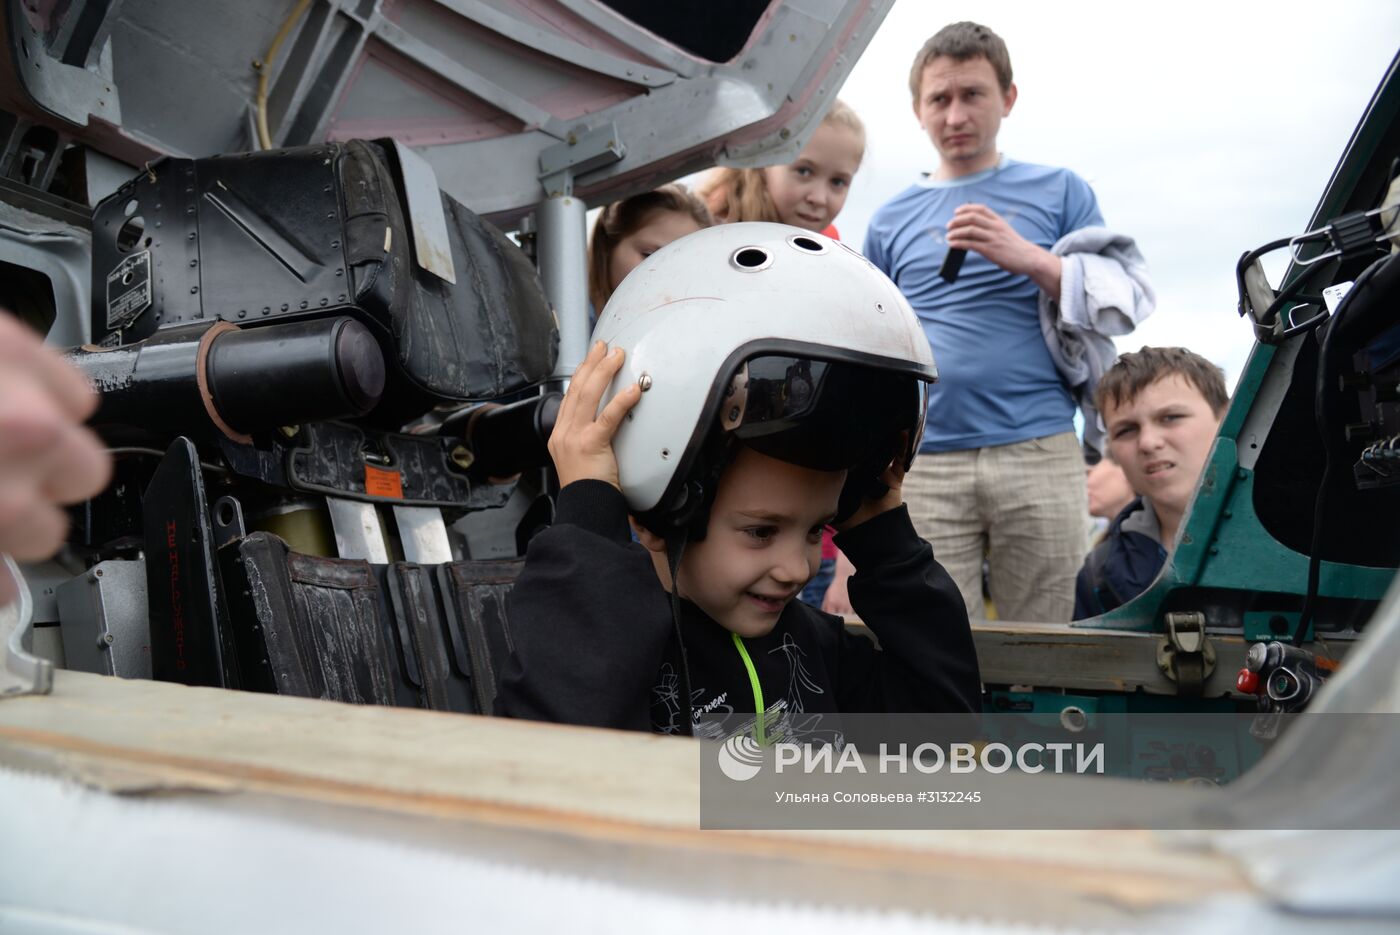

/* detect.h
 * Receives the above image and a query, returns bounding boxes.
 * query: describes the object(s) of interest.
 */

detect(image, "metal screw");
[638,373,652,391]
[661,448,670,459]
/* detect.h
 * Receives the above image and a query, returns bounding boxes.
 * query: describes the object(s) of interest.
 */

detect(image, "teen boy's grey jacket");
[494,480,981,733]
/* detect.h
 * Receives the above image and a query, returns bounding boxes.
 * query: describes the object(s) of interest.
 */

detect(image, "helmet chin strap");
[664,527,696,738]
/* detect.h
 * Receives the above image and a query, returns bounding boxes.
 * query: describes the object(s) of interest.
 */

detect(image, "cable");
[254,0,313,151]
[1294,255,1388,645]
[664,530,695,737]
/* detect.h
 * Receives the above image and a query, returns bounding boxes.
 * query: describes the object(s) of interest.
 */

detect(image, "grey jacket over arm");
[1037,226,1155,453]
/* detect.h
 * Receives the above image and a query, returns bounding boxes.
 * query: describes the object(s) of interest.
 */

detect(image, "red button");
[1237,668,1260,694]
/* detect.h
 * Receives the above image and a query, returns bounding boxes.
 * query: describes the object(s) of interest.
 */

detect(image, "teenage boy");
[494,223,981,737]
[863,22,1154,623]
[1074,347,1229,619]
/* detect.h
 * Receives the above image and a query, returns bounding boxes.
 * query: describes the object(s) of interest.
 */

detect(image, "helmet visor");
[721,355,925,472]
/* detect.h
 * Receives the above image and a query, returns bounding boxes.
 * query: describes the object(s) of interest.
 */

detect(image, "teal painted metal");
[1242,611,1307,643]
[983,691,1257,780]
[1191,440,1391,597]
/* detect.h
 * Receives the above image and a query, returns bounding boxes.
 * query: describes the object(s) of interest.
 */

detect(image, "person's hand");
[834,440,908,533]
[821,550,856,617]
[946,203,1061,293]
[547,340,642,490]
[0,313,111,604]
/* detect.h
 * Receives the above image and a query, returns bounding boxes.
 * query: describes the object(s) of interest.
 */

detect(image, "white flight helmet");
[592,222,936,534]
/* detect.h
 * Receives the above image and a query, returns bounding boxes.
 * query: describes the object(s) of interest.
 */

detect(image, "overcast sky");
[828,0,1399,387]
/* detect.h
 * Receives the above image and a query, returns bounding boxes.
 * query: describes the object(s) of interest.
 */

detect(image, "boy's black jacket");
[494,480,981,733]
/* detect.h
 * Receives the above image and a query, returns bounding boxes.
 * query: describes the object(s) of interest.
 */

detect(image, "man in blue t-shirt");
[864,22,1145,623]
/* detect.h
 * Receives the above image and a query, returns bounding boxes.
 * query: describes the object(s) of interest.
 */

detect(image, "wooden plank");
[0,669,1253,926]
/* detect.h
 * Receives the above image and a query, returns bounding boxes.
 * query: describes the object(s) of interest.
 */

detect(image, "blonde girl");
[699,99,865,236]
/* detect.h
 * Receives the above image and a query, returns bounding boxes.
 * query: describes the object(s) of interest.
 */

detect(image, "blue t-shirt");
[864,158,1103,453]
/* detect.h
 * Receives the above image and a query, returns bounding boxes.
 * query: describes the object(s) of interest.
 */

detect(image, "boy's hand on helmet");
[548,341,642,490]
[835,435,908,533]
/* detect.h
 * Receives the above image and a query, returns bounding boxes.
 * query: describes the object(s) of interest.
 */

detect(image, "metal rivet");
[660,448,670,459]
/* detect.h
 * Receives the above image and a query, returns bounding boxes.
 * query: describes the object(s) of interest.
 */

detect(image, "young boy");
[1074,347,1229,619]
[493,223,981,738]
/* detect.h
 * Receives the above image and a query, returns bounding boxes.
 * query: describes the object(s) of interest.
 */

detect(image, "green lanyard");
[730,632,767,746]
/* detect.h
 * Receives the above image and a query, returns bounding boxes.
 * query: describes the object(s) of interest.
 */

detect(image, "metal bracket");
[392,505,454,565]
[538,122,625,198]
[327,497,390,563]
[1157,611,1216,696]
[0,555,53,698]
[391,141,457,285]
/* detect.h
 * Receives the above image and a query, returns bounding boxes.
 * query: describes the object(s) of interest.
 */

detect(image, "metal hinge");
[538,122,625,198]
[1,555,53,698]
[1157,611,1216,696]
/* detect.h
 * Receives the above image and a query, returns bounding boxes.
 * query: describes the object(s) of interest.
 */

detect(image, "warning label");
[364,465,404,499]
[106,251,153,330]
